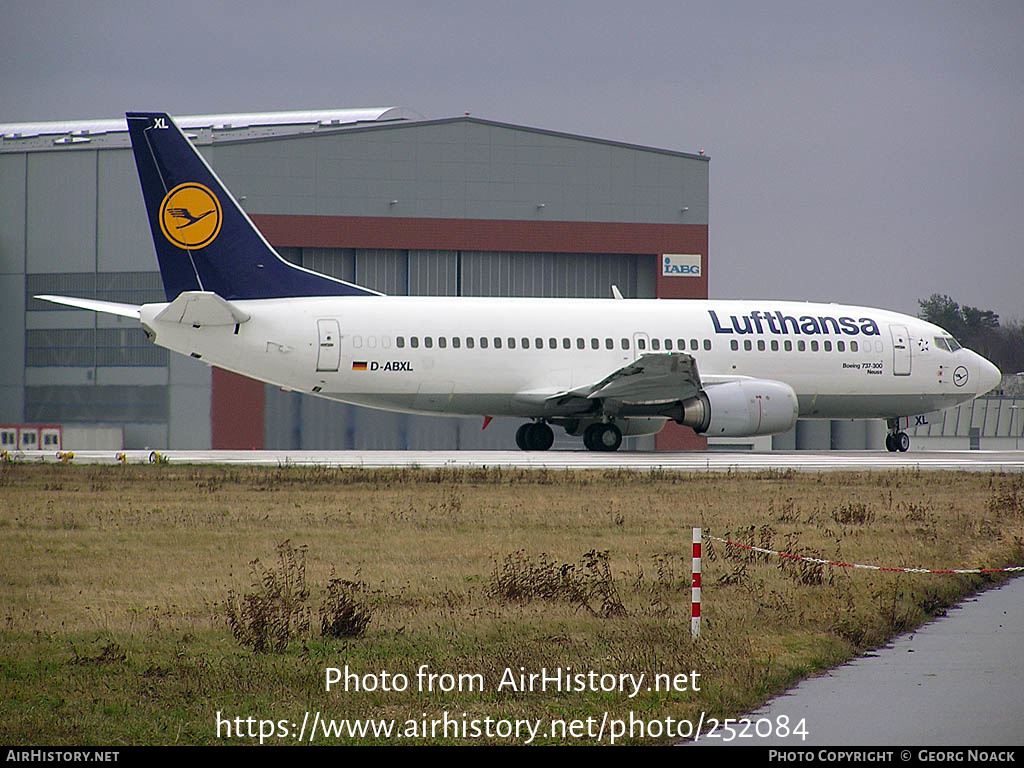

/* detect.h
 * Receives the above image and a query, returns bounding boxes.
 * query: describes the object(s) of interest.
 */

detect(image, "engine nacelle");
[678,380,798,437]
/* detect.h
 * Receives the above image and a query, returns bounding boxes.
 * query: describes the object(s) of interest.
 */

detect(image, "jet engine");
[676,379,799,437]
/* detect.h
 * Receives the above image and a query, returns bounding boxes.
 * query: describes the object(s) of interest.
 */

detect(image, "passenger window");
[493,337,502,349]
[452,337,461,349]
[837,340,845,352]
[466,337,475,349]
[638,338,647,351]
[425,337,433,348]
[397,336,406,348]
[591,338,599,350]
[824,340,832,352]
[621,338,630,350]
[411,337,419,348]
[665,339,673,351]
[810,341,819,352]
[439,337,447,348]
[521,337,529,349]
[563,338,571,349]
[757,340,765,351]
[691,339,699,351]
[798,340,806,352]
[744,340,752,351]
[549,338,557,349]
[731,339,739,351]
[480,337,489,349]
[771,340,779,351]
[652,338,661,351]
[605,338,613,350]
[576,338,585,350]
[703,340,711,351]
[784,340,792,352]
[851,341,858,352]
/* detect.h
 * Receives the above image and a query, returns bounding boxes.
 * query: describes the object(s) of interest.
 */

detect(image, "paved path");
[705,577,1024,746]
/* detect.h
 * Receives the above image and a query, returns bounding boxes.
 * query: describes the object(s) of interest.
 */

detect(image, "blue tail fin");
[126,112,380,301]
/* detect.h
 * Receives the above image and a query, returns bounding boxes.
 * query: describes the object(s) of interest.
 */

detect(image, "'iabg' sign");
[662,254,702,277]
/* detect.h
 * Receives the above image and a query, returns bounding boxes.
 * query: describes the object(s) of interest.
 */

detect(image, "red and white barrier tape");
[705,534,1024,575]
[691,528,701,639]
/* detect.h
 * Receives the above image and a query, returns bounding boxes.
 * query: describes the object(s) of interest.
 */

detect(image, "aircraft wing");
[34,295,141,319]
[547,352,702,407]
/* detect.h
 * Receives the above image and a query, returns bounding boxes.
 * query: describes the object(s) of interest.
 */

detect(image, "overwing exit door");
[316,319,341,372]
[632,332,650,361]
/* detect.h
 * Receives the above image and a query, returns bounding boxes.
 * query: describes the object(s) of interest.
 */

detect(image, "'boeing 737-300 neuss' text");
[37,113,1001,452]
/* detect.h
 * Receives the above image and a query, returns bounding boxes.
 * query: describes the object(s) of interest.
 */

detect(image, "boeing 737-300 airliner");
[36,113,1002,452]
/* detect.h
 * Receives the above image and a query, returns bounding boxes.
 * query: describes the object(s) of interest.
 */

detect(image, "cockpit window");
[946,337,962,352]
[934,337,950,352]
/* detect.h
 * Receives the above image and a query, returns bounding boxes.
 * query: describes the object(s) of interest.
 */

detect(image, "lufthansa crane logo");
[159,182,222,249]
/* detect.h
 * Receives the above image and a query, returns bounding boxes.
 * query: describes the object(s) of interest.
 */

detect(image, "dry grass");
[1,462,1022,744]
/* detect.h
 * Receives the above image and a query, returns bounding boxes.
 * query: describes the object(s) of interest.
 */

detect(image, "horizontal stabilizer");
[34,295,141,319]
[153,291,250,326]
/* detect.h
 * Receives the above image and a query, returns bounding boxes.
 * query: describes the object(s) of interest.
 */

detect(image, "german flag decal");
[352,361,368,371]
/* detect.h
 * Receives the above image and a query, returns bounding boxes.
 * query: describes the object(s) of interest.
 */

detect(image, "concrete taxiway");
[11,449,1024,471]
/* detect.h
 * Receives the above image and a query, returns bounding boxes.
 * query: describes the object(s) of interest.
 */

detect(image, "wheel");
[519,422,553,451]
[596,423,622,452]
[897,432,910,452]
[583,423,601,451]
[527,422,554,451]
[515,423,531,451]
[885,434,896,452]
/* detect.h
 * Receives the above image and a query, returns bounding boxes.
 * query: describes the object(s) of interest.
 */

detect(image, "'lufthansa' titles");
[709,310,880,336]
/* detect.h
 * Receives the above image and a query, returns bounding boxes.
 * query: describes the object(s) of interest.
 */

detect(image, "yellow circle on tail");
[158,182,222,249]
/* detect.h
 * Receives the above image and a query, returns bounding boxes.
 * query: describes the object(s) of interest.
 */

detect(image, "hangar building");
[0,108,710,451]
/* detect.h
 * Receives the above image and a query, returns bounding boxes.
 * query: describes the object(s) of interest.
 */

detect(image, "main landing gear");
[514,420,625,451]
[515,421,554,451]
[582,421,622,452]
[885,419,910,452]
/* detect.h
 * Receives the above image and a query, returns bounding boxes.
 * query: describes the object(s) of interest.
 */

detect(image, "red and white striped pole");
[692,527,701,639]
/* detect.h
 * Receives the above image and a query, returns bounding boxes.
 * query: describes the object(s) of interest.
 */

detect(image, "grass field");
[2,462,1023,744]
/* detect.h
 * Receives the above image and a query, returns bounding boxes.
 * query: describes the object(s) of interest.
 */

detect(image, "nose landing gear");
[885,419,911,452]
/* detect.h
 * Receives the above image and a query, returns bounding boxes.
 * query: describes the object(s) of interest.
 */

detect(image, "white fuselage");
[139,296,1000,424]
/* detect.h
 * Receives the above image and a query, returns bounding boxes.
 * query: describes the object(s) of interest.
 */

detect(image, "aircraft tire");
[885,434,896,452]
[897,432,910,452]
[515,423,531,451]
[597,423,623,452]
[527,422,554,451]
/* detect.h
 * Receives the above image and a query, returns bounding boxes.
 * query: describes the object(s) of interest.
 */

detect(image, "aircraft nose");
[977,356,1001,395]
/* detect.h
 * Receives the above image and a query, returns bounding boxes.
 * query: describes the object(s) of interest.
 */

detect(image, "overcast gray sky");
[3,1,1022,320]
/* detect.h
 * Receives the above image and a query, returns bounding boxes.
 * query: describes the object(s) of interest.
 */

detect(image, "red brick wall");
[211,368,265,449]
[252,214,707,266]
